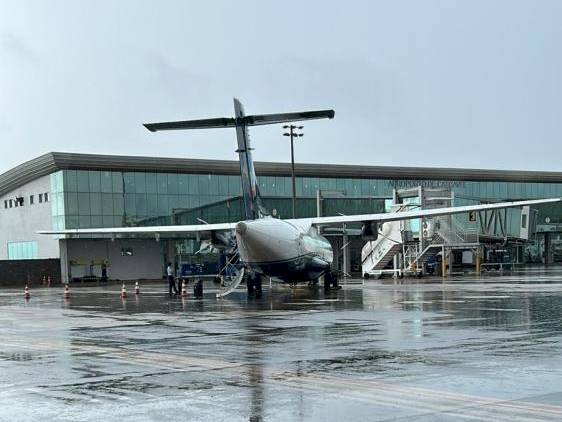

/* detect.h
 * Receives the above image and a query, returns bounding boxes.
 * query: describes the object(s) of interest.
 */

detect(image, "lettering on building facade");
[387,180,466,189]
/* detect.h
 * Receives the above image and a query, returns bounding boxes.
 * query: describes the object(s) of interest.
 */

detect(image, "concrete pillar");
[332,238,340,271]
[59,239,69,284]
[441,245,446,278]
[544,232,552,265]
[475,248,481,276]
[342,234,349,279]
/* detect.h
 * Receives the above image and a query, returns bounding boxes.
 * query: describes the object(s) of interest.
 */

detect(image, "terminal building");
[1,152,561,284]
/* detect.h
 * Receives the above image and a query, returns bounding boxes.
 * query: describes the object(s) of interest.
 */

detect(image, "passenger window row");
[4,192,49,209]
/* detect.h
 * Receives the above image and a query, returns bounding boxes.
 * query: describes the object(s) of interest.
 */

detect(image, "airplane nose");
[235,219,301,265]
[235,222,247,235]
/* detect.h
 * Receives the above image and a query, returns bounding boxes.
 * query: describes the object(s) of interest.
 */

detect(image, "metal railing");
[404,219,480,270]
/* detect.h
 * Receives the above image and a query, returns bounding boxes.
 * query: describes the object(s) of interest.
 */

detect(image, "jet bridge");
[361,187,539,278]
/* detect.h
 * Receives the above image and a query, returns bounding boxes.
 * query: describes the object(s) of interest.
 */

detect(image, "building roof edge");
[1,152,561,197]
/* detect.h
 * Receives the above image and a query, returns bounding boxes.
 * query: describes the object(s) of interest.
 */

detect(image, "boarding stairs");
[361,218,403,276]
[405,223,480,272]
[216,249,246,298]
[408,218,455,269]
[362,209,480,276]
[216,267,245,298]
[411,241,442,266]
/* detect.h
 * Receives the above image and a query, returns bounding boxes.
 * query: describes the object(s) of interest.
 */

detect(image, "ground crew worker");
[167,262,179,295]
[101,263,108,282]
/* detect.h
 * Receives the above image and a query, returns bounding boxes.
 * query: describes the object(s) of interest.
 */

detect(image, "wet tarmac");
[2,267,562,421]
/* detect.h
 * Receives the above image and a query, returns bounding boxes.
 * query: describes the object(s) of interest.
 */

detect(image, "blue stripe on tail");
[233,98,267,220]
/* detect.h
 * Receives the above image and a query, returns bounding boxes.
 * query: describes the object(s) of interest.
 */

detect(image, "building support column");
[475,247,481,276]
[342,234,349,280]
[441,245,446,278]
[59,238,69,284]
[544,232,552,265]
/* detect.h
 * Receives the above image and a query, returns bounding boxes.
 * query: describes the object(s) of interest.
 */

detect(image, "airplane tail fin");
[143,99,335,220]
[232,98,267,220]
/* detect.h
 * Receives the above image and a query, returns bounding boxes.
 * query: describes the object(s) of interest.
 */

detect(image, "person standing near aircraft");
[167,262,178,296]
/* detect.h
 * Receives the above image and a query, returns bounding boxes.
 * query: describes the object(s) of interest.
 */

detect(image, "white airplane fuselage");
[235,217,333,282]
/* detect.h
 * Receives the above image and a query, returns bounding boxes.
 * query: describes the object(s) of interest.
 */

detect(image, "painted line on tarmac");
[271,373,562,422]
[3,334,562,421]
[33,338,562,422]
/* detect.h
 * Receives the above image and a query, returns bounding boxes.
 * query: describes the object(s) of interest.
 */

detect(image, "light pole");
[283,125,303,218]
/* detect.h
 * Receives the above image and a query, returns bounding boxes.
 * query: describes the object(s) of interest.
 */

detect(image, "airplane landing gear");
[307,279,319,289]
[324,270,341,292]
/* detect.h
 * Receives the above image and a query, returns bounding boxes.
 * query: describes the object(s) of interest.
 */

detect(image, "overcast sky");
[1,1,561,174]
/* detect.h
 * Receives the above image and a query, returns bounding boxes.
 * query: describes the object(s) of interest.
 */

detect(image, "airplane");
[40,99,560,295]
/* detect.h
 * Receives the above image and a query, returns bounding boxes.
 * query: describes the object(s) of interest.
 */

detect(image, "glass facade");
[50,170,562,231]
[47,169,562,270]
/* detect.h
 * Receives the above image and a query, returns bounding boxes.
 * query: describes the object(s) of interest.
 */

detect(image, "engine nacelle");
[361,221,378,241]
[210,231,237,254]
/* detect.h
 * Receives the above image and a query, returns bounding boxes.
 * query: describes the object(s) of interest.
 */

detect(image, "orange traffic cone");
[181,280,187,297]
[135,281,140,295]
[120,283,127,299]
[63,284,70,299]
[24,284,30,299]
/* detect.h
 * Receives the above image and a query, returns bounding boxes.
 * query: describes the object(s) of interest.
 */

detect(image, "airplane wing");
[38,222,237,236]
[38,198,559,236]
[297,198,560,227]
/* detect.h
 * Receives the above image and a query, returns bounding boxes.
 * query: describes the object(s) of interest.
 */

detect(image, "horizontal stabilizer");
[143,109,334,132]
[244,109,335,126]
[144,117,235,132]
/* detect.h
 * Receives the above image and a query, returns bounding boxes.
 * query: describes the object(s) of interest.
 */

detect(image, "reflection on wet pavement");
[2,267,562,421]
